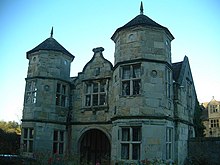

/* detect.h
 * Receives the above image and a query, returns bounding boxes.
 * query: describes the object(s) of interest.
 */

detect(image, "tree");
[0,120,21,135]
[0,120,21,154]
[193,99,205,137]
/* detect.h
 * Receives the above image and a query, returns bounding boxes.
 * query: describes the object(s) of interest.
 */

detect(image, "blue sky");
[0,0,220,122]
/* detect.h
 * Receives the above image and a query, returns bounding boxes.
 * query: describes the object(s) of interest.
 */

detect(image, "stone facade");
[21,4,197,165]
[201,97,220,137]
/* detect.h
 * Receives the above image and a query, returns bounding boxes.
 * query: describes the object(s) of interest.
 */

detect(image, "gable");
[82,47,113,80]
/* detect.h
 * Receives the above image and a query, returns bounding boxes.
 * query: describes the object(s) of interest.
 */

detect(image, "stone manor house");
[21,3,197,165]
[201,97,220,137]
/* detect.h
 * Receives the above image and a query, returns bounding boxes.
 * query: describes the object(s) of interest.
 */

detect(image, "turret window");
[165,67,171,99]
[84,80,107,107]
[121,64,141,96]
[56,83,68,107]
[22,128,34,153]
[25,81,37,104]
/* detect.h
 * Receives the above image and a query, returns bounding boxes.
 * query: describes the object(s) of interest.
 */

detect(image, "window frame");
[121,63,141,97]
[25,80,37,104]
[165,67,172,99]
[22,128,34,153]
[210,119,219,128]
[56,83,68,107]
[53,130,65,154]
[166,127,173,160]
[84,79,108,108]
[120,126,141,160]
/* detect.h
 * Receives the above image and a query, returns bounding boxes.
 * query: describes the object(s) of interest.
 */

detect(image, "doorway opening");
[80,129,110,165]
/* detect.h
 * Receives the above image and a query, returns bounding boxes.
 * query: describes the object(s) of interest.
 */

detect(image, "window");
[85,80,107,107]
[165,68,171,99]
[53,130,65,154]
[210,119,219,128]
[210,105,218,113]
[121,127,141,160]
[56,83,68,107]
[25,81,37,104]
[23,128,34,153]
[166,128,173,160]
[121,64,141,96]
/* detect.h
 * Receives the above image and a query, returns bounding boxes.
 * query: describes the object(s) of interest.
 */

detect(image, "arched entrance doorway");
[80,129,110,165]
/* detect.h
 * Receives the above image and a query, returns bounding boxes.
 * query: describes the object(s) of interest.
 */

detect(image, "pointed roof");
[26,28,74,60]
[172,56,192,84]
[111,2,174,40]
[172,61,183,82]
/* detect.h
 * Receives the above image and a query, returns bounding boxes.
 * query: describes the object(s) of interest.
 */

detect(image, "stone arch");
[79,128,111,165]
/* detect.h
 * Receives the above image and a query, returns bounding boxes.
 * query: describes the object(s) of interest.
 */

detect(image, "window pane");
[85,95,91,106]
[133,80,141,95]
[100,81,106,92]
[121,144,129,159]
[100,94,106,105]
[93,94,98,106]
[133,64,141,78]
[23,140,28,152]
[29,129,34,139]
[27,82,32,91]
[33,92,37,103]
[61,96,66,107]
[32,81,37,91]
[122,128,130,141]
[132,144,140,160]
[132,127,141,141]
[122,81,130,96]
[122,66,130,79]
[56,94,60,105]
[54,131,58,141]
[60,131,64,141]
[166,143,171,159]
[62,85,66,95]
[29,140,33,152]
[57,83,61,93]
[26,93,31,104]
[166,128,172,142]
[53,143,58,154]
[93,82,98,93]
[59,143,64,154]
[169,129,172,142]
[86,83,92,94]
[24,128,28,138]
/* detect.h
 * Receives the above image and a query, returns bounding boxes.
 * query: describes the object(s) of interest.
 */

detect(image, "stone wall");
[188,137,220,165]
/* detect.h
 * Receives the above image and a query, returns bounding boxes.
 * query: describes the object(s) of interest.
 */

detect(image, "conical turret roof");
[26,30,74,60]
[111,2,174,40]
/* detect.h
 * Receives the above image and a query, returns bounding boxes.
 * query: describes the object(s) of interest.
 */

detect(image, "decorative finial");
[50,27,53,38]
[140,1,144,15]
[92,47,104,54]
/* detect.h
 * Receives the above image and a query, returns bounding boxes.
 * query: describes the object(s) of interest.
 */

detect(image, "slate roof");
[172,61,183,82]
[26,37,74,60]
[111,13,174,40]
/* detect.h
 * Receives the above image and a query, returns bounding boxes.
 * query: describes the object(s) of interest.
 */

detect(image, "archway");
[80,129,110,165]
